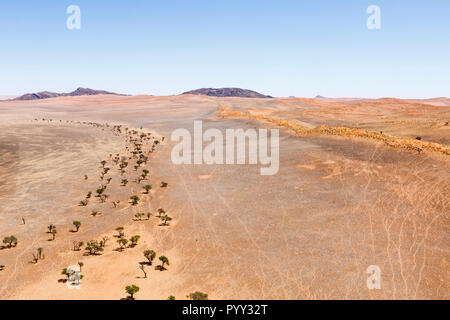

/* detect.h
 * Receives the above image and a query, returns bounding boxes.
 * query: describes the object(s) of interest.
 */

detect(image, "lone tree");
[160,181,168,188]
[157,208,165,217]
[2,236,18,248]
[37,247,44,260]
[47,224,55,233]
[143,249,156,265]
[160,214,172,226]
[85,240,103,255]
[99,236,109,248]
[100,160,107,167]
[139,263,147,278]
[188,291,209,300]
[79,199,88,206]
[116,227,125,238]
[129,235,141,247]
[130,195,140,206]
[73,241,84,251]
[61,268,70,281]
[96,187,105,197]
[121,179,128,186]
[117,238,128,250]
[125,285,140,300]
[78,261,84,273]
[134,212,144,221]
[50,228,57,241]
[143,184,152,194]
[158,256,169,270]
[73,221,81,232]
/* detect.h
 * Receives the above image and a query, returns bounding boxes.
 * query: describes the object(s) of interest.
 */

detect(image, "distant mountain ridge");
[13,87,121,100]
[182,88,272,98]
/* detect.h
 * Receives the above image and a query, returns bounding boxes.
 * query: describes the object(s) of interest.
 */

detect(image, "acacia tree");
[139,263,147,278]
[129,235,140,247]
[79,199,88,206]
[143,185,152,194]
[158,256,169,270]
[160,214,172,226]
[143,249,156,265]
[117,238,128,250]
[99,236,109,248]
[73,241,84,251]
[157,208,165,218]
[85,240,103,255]
[125,285,140,300]
[2,236,18,248]
[73,221,81,232]
[130,195,140,206]
[116,227,125,238]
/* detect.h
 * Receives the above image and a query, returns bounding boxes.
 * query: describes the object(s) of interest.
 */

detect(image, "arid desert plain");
[0,94,449,299]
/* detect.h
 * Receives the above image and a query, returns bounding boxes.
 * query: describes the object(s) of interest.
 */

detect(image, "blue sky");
[0,0,449,98]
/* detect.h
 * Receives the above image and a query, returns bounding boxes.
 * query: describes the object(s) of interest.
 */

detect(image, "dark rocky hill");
[182,88,272,98]
[13,87,120,100]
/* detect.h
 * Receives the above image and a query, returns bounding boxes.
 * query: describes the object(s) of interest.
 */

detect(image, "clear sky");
[0,0,449,98]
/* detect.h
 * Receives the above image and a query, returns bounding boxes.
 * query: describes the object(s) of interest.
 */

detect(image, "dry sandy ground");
[0,95,449,299]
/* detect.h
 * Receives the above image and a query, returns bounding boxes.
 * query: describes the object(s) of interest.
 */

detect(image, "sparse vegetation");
[188,291,208,300]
